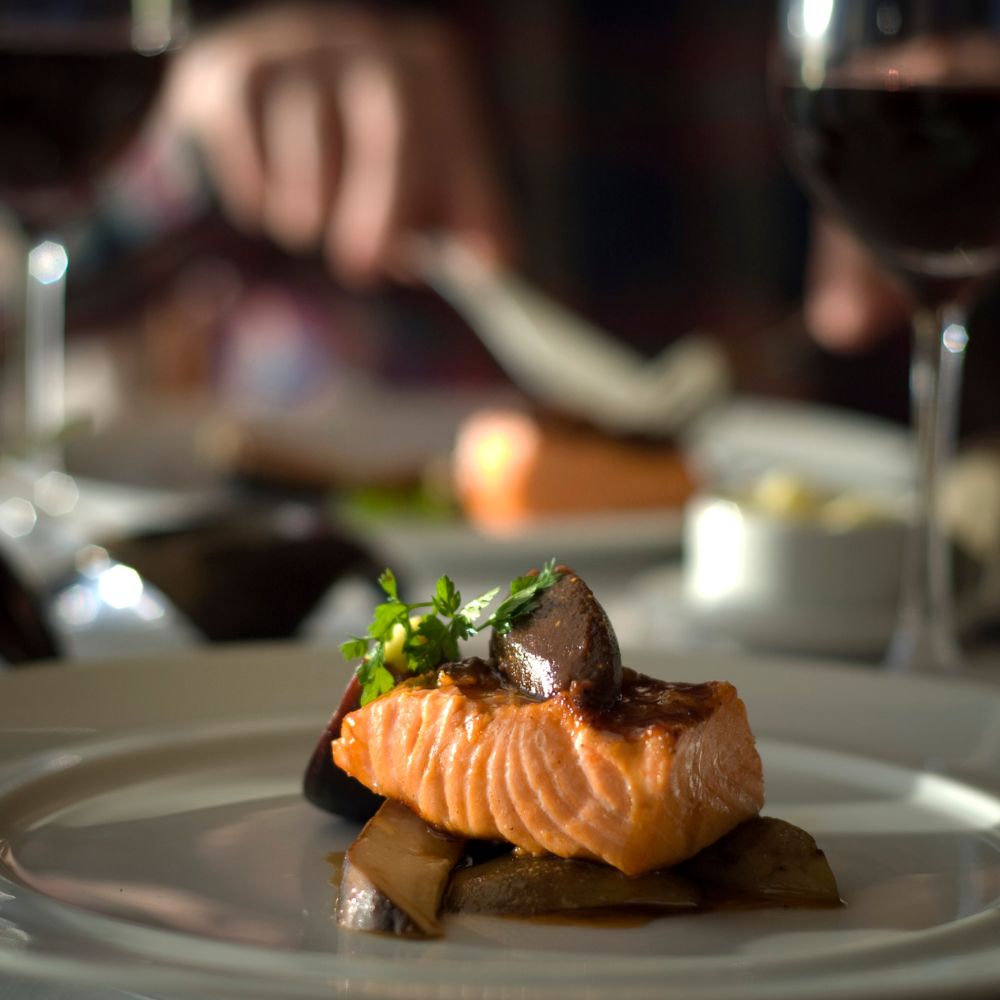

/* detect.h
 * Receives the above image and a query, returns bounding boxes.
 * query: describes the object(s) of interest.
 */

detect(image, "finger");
[259,62,338,251]
[805,216,910,352]
[398,23,516,277]
[439,154,518,274]
[325,55,408,285]
[181,48,268,231]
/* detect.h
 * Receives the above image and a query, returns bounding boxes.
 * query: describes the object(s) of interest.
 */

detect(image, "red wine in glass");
[778,82,1000,307]
[0,36,170,229]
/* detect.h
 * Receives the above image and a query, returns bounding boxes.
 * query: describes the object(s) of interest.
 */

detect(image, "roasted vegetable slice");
[303,674,383,820]
[337,800,464,937]
[678,816,841,906]
[337,857,424,937]
[444,854,700,916]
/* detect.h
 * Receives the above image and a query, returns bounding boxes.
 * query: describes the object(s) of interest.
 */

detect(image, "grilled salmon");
[331,660,764,876]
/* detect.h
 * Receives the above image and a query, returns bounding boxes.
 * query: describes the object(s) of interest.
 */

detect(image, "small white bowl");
[681,492,907,658]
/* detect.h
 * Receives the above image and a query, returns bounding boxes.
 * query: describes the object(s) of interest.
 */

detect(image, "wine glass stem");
[24,238,68,469]
[886,304,967,674]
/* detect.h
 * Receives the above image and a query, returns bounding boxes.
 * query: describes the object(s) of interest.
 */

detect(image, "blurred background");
[3,0,1000,669]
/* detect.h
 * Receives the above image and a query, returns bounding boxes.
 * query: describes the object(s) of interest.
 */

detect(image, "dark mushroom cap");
[490,568,622,708]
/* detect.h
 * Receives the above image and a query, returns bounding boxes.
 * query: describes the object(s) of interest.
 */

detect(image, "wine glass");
[772,0,1000,674]
[0,0,187,460]
[0,0,186,662]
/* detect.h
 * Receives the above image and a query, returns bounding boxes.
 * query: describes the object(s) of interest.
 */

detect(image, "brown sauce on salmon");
[431,659,718,739]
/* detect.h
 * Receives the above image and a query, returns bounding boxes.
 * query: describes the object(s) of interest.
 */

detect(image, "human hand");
[804,217,912,352]
[162,2,514,285]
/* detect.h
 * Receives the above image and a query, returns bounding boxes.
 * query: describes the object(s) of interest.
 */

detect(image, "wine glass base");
[884,616,963,675]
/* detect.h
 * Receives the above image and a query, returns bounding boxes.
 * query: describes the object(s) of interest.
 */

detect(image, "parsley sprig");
[341,560,564,704]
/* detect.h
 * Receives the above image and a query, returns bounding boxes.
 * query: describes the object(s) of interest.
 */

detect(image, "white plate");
[683,396,914,500]
[2,645,1000,999]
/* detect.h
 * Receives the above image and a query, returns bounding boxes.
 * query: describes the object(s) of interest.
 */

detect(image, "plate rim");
[3,645,1000,999]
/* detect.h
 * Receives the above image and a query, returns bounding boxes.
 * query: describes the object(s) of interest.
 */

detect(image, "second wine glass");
[0,0,186,460]
[0,1,187,663]
[773,0,1000,673]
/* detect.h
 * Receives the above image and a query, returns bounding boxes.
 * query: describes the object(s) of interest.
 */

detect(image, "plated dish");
[311,564,837,934]
[1,643,999,998]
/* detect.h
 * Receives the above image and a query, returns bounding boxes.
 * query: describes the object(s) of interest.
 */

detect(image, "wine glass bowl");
[774,5,1000,308]
[0,1,186,231]
[772,0,1000,673]
[0,0,186,456]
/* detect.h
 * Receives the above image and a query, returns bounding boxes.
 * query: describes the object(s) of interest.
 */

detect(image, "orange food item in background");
[452,409,697,531]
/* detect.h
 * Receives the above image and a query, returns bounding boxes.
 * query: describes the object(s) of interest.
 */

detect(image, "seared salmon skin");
[331,661,764,876]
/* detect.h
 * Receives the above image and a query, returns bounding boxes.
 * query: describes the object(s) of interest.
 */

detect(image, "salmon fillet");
[331,663,764,876]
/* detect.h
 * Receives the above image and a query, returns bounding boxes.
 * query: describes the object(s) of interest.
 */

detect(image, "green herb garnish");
[341,560,564,705]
